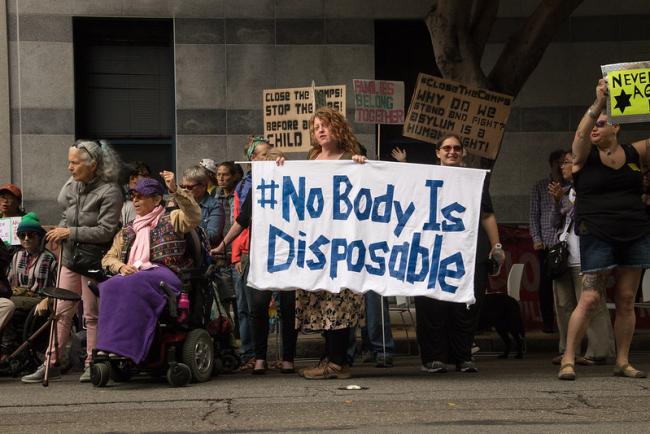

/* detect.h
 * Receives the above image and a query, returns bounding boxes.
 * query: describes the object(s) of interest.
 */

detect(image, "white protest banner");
[353,79,405,124]
[601,61,650,124]
[0,217,21,245]
[263,84,346,153]
[403,73,512,160]
[247,161,486,304]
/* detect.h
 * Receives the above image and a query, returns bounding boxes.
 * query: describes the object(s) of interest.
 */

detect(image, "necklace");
[598,145,614,156]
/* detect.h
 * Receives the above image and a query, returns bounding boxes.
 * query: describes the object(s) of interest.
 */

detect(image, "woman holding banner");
[214,108,365,379]
[558,78,650,381]
[413,134,505,374]
[292,107,366,380]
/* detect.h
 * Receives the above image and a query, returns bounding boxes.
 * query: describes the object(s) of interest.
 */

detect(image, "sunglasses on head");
[179,183,204,190]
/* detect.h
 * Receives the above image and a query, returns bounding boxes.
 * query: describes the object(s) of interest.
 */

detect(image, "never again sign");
[602,61,650,124]
[247,160,487,303]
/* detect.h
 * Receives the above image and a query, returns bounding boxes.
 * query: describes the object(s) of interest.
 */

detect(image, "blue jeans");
[233,264,254,361]
[347,291,395,362]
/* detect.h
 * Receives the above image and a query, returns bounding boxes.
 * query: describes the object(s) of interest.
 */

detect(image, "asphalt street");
[1,353,650,433]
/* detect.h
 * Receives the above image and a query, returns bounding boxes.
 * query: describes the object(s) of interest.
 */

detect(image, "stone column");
[0,0,11,183]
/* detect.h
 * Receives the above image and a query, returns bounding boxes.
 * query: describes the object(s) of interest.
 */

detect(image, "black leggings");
[250,288,298,362]
[324,328,350,366]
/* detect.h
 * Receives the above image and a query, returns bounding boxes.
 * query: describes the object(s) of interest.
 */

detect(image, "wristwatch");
[494,243,503,249]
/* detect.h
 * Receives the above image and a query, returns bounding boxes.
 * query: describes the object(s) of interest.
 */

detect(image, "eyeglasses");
[439,145,463,153]
[594,120,608,128]
[180,183,203,190]
[18,232,38,240]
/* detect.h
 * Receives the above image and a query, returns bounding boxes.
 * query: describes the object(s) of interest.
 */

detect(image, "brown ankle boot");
[303,361,351,380]
[298,358,327,377]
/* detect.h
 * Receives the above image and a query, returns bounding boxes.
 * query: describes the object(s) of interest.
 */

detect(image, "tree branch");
[425,0,488,87]
[488,0,583,97]
[470,0,499,60]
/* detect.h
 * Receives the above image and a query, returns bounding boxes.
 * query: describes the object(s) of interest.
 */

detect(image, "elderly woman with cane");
[558,78,650,380]
[21,140,123,383]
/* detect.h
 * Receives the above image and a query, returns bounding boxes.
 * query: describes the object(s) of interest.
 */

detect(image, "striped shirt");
[7,248,57,295]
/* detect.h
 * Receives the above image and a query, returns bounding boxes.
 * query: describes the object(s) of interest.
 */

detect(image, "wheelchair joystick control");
[177,292,190,324]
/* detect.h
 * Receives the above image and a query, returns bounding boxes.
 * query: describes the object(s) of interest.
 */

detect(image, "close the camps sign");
[263,84,346,153]
[247,160,486,304]
[403,73,512,160]
[602,61,650,124]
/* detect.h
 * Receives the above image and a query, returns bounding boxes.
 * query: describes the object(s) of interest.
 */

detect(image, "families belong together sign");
[247,161,487,304]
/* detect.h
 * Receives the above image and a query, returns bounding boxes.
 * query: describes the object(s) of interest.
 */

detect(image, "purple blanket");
[96,266,181,363]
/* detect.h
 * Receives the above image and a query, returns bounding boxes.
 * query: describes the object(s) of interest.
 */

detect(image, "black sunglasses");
[18,232,39,240]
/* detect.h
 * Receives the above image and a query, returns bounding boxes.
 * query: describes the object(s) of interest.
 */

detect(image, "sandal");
[613,363,647,379]
[252,360,267,375]
[239,357,255,372]
[558,363,576,381]
[273,360,295,374]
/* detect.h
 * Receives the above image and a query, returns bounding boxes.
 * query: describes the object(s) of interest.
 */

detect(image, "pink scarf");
[127,205,165,269]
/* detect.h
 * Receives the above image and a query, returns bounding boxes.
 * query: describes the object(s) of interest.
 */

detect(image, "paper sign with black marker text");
[403,73,512,160]
[602,61,650,124]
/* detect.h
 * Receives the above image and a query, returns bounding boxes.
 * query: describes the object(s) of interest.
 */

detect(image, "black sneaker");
[375,354,393,368]
[456,361,478,373]
[421,361,447,373]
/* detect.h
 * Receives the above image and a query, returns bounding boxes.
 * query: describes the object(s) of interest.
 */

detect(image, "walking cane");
[42,243,64,387]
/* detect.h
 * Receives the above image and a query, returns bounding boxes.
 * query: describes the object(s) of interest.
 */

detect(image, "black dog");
[478,293,526,359]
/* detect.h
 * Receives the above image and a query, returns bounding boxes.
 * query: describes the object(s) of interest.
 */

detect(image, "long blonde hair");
[308,107,361,160]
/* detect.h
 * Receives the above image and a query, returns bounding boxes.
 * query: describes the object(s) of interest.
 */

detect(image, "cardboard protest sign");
[247,160,487,304]
[0,217,21,245]
[403,73,512,160]
[353,79,405,124]
[263,84,346,153]
[602,61,650,124]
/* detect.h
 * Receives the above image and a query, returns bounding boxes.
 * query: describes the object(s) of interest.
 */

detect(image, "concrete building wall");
[2,0,650,224]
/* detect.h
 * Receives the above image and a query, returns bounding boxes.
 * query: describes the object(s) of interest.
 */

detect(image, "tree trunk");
[425,0,583,168]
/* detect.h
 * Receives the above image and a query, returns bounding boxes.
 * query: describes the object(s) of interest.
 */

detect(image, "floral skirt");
[295,288,364,331]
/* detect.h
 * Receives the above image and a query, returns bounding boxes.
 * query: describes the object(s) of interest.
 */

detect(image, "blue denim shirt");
[199,193,224,247]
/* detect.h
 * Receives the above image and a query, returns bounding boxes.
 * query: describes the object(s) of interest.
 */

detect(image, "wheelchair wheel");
[21,305,49,363]
[182,329,214,382]
[91,362,110,387]
[220,351,240,374]
[109,363,132,383]
[166,363,191,387]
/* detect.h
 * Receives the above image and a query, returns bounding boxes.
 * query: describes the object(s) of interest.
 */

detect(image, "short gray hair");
[183,165,209,184]
[72,140,122,183]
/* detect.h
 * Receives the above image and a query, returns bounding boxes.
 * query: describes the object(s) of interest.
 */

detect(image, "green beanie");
[17,212,46,238]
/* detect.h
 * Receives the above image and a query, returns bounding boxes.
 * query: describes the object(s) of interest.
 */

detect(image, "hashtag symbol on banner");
[256,178,279,209]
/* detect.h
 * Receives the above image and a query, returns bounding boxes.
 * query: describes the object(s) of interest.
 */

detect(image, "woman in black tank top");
[559,79,650,381]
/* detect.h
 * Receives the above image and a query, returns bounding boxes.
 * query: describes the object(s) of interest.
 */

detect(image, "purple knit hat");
[133,177,164,197]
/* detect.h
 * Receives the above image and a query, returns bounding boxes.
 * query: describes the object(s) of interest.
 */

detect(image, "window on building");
[73,18,175,176]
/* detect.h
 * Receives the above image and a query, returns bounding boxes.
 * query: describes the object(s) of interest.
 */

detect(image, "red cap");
[0,183,22,200]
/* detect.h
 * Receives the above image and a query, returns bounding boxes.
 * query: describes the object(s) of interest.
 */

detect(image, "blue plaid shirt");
[529,177,561,248]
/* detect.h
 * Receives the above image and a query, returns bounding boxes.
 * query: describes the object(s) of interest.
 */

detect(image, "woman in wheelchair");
[96,173,200,364]
[1,213,57,359]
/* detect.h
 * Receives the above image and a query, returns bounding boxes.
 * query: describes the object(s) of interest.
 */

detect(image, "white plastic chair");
[641,270,650,302]
[388,296,416,355]
[507,263,525,301]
